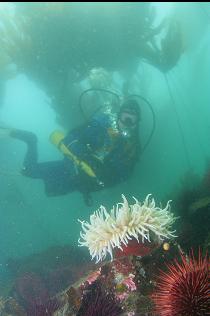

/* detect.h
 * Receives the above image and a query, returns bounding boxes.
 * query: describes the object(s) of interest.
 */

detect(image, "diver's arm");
[102,141,140,186]
[63,114,108,160]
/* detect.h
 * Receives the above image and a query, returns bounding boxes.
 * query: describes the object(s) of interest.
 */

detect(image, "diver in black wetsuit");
[4,100,141,205]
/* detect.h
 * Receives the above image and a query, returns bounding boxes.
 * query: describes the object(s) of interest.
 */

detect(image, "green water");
[0,2,209,299]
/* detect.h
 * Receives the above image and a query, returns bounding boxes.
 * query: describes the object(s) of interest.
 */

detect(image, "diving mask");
[118,111,138,137]
[119,111,138,127]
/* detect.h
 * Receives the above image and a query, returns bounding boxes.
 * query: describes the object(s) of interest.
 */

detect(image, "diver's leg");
[0,127,13,138]
[10,129,38,175]
[22,159,77,196]
[4,128,78,196]
[10,129,76,194]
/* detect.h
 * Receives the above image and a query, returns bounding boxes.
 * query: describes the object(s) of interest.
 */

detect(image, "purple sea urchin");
[26,298,60,316]
[77,279,122,316]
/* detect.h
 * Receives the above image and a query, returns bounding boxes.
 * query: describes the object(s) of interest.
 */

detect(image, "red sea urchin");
[152,249,210,316]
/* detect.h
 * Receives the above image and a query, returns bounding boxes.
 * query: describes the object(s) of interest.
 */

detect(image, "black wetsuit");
[11,113,140,201]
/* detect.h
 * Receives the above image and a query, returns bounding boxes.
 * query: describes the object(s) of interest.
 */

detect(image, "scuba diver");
[2,99,141,206]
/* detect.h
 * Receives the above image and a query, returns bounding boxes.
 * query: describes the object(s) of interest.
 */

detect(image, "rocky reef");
[0,242,184,316]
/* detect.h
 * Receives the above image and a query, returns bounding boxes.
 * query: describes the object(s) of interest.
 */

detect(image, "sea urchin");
[152,249,210,316]
[77,279,122,316]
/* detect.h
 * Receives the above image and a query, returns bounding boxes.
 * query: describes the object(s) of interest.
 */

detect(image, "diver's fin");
[0,127,13,138]
[0,169,22,177]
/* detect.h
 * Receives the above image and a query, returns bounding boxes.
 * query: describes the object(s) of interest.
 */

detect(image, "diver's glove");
[96,179,105,188]
[50,131,97,178]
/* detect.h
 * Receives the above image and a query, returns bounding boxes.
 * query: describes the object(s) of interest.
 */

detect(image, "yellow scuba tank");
[49,130,97,178]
